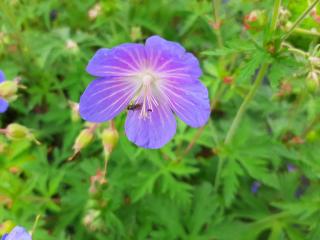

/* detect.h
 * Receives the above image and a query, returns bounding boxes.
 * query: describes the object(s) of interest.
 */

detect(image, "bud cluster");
[83,170,109,232]
[69,119,119,164]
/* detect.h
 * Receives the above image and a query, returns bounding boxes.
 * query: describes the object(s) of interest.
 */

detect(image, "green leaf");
[236,50,270,84]
[222,159,243,207]
[268,56,301,89]
[202,40,256,56]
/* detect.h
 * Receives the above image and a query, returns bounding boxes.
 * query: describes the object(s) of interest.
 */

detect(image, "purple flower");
[251,181,261,194]
[80,36,210,148]
[1,226,32,240]
[0,70,9,113]
[287,163,296,172]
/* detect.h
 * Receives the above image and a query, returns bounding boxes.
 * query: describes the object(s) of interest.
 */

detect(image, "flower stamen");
[132,73,159,119]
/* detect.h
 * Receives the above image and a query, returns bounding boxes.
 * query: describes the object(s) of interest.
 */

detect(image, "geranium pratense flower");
[80,36,210,148]
[0,70,9,113]
[1,226,32,240]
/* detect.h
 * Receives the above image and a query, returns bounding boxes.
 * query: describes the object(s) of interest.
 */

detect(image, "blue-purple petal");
[145,35,202,80]
[79,77,138,122]
[161,81,210,127]
[1,234,8,240]
[0,70,5,83]
[125,104,176,149]
[0,98,9,113]
[86,44,146,78]
[5,226,31,240]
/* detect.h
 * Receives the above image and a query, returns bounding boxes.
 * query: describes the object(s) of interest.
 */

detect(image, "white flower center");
[142,74,153,86]
[131,71,161,119]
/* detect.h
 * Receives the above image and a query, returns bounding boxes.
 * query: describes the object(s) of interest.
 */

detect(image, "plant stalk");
[270,0,282,32]
[224,63,269,144]
[282,0,320,41]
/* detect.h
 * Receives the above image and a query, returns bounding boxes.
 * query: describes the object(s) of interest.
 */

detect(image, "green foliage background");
[1,0,320,239]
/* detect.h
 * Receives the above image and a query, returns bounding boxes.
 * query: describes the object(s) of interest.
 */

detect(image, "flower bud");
[89,169,107,195]
[130,26,142,42]
[69,101,80,122]
[73,128,94,151]
[0,220,15,235]
[306,130,318,142]
[0,32,10,45]
[101,127,119,154]
[289,136,304,145]
[278,7,291,26]
[311,8,320,23]
[243,10,266,31]
[223,76,233,85]
[309,56,320,67]
[65,39,79,53]
[284,22,293,31]
[82,209,103,232]
[6,123,28,139]
[5,123,40,144]
[0,81,18,99]
[276,81,292,98]
[69,127,96,160]
[306,71,319,93]
[88,3,101,21]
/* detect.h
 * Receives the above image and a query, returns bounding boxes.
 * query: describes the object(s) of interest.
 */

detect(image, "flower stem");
[224,63,269,144]
[212,0,225,65]
[213,0,284,192]
[294,27,320,37]
[31,214,41,236]
[281,0,320,41]
[214,63,269,191]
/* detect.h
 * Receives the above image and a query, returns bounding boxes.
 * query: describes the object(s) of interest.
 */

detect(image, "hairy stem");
[224,63,269,144]
[31,215,41,236]
[294,27,320,37]
[212,0,224,61]
[213,0,284,192]
[214,63,269,191]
